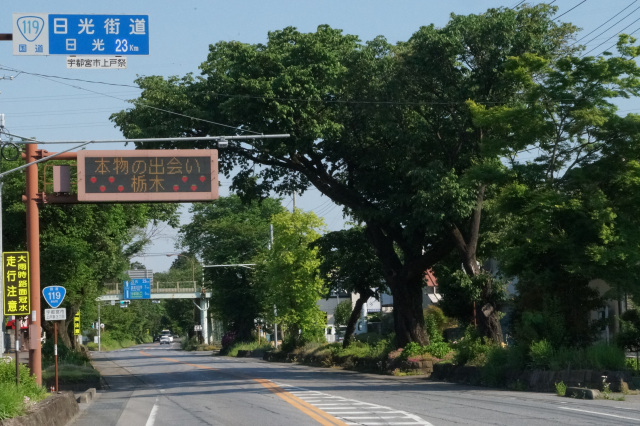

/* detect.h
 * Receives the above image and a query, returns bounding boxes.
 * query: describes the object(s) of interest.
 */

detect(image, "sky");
[2,0,639,272]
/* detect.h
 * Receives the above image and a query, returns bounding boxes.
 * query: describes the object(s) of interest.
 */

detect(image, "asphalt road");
[69,342,640,426]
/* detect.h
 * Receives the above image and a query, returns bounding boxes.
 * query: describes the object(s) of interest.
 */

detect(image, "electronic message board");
[77,150,218,202]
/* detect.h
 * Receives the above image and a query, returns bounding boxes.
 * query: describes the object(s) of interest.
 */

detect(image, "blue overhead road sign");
[12,13,149,56]
[124,279,151,299]
[49,15,149,55]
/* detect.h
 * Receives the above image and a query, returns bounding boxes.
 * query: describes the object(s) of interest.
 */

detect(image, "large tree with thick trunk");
[112,5,577,346]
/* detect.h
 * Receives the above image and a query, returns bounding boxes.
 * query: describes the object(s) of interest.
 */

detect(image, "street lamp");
[166,253,195,283]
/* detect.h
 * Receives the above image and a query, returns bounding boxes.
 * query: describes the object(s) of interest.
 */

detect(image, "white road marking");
[145,397,159,426]
[559,406,640,421]
[273,383,433,425]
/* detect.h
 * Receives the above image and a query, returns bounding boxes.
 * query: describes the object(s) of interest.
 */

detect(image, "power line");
[556,0,588,20]
[582,14,640,56]
[0,64,262,135]
[597,24,640,55]
[0,65,139,88]
[577,4,640,47]
[572,1,638,45]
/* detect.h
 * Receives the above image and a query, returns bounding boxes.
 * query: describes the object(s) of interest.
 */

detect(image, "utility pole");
[0,113,6,356]
[293,191,297,212]
[270,224,278,349]
[24,143,42,383]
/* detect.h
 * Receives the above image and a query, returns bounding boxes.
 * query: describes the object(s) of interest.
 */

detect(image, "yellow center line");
[139,350,347,426]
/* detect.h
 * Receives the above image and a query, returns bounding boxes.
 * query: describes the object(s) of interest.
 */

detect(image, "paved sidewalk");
[69,351,152,426]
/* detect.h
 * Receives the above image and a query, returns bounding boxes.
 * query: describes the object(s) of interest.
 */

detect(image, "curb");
[565,387,601,399]
[0,391,79,426]
[76,387,97,404]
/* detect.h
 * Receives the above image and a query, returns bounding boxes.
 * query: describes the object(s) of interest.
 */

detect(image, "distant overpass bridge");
[98,281,211,301]
[97,281,212,343]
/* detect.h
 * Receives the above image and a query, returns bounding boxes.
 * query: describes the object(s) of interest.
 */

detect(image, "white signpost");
[44,308,66,321]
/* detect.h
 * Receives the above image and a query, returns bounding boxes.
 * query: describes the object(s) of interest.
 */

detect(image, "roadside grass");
[225,341,273,357]
[86,332,139,351]
[42,363,100,384]
[181,336,219,351]
[0,360,48,420]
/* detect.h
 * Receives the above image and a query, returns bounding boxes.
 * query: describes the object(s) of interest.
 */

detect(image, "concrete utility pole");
[270,224,278,349]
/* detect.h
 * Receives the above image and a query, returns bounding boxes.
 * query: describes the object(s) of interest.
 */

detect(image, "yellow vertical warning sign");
[3,252,30,316]
[74,310,81,336]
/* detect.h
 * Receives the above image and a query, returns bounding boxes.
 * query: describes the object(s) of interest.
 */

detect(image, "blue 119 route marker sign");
[43,285,66,309]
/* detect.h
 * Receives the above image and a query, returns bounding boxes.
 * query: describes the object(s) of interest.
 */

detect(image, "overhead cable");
[572,1,638,45]
[578,4,640,47]
[582,15,640,56]
[555,0,588,20]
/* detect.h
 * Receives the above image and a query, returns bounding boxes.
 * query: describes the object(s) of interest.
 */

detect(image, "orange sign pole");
[25,143,42,385]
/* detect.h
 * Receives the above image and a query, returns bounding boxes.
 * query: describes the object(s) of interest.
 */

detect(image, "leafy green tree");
[333,300,352,329]
[180,195,286,341]
[314,227,384,347]
[469,34,640,346]
[254,209,327,347]
[98,299,164,343]
[111,5,578,346]
[617,308,640,354]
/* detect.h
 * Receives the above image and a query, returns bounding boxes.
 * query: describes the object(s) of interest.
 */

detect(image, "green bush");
[42,340,90,368]
[584,342,626,370]
[424,342,452,359]
[481,346,509,386]
[424,305,453,343]
[181,336,200,351]
[0,360,47,420]
[527,341,625,371]
[91,332,138,351]
[529,340,555,369]
[402,342,423,359]
[626,357,640,373]
[0,382,29,420]
[42,363,100,384]
[226,340,272,357]
[354,332,386,345]
[453,327,491,366]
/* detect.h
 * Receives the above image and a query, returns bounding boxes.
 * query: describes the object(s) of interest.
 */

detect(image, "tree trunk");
[391,276,428,348]
[450,184,503,343]
[476,305,503,343]
[58,318,72,348]
[342,291,372,348]
[476,276,503,343]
